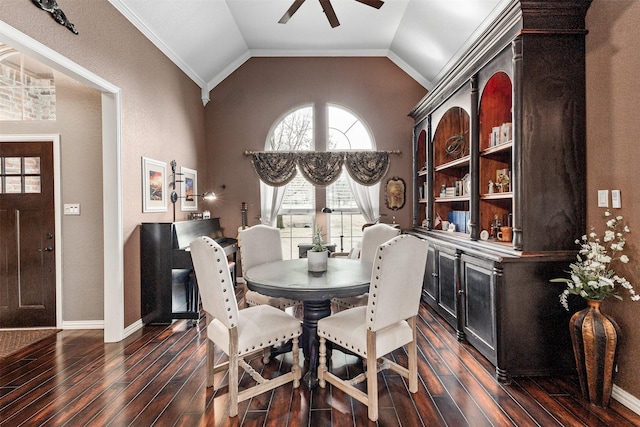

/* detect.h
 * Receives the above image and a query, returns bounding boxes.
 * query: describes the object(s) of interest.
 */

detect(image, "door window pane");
[5,176,22,193]
[0,156,42,194]
[5,157,21,174]
[24,157,41,174]
[25,176,41,193]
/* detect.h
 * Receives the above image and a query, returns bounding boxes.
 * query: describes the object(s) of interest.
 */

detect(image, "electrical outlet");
[64,203,81,215]
[611,190,621,208]
[597,190,609,208]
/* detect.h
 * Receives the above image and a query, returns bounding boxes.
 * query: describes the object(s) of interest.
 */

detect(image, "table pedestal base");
[302,299,331,389]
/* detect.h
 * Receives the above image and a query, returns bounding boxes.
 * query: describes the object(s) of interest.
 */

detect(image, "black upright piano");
[140,218,238,325]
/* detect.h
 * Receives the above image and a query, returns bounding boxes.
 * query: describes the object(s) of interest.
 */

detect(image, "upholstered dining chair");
[317,234,428,422]
[239,225,302,310]
[189,236,301,418]
[332,223,401,310]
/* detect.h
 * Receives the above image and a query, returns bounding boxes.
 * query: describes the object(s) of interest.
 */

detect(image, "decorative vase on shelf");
[569,299,620,408]
[308,250,328,272]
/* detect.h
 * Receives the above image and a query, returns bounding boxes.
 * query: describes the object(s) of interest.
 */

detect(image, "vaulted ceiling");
[109,0,507,101]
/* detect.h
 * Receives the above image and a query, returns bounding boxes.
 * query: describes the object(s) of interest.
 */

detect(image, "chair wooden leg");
[229,330,240,417]
[206,339,215,388]
[318,336,327,388]
[292,336,301,388]
[366,330,378,422]
[408,317,418,393]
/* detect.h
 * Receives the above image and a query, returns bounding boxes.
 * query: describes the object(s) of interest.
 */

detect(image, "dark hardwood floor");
[2,294,640,426]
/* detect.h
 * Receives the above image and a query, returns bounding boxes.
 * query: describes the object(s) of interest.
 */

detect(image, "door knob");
[39,247,54,252]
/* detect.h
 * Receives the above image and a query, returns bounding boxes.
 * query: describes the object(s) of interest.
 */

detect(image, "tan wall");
[0,0,207,327]
[2,72,104,321]
[2,0,639,404]
[586,0,640,398]
[204,57,427,234]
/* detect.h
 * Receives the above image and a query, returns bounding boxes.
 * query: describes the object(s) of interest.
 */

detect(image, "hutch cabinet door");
[461,254,498,366]
[435,245,458,329]
[421,243,437,305]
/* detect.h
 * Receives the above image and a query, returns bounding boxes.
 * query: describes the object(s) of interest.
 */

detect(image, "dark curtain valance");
[250,152,297,187]
[297,152,344,187]
[247,150,398,187]
[344,151,390,186]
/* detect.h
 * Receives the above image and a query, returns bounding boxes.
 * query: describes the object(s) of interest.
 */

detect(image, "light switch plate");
[611,190,621,208]
[64,203,81,215]
[597,190,609,208]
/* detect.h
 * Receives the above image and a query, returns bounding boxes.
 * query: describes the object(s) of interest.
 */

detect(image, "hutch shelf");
[409,0,591,382]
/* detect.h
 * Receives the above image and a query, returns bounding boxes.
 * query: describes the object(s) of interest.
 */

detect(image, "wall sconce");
[169,159,217,221]
[170,191,216,204]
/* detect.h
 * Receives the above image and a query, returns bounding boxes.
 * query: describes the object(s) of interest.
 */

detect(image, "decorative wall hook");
[32,0,78,34]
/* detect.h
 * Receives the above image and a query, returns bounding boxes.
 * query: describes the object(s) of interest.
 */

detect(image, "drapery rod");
[242,150,401,155]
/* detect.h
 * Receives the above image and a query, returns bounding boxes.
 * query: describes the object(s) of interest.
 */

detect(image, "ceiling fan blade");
[354,0,384,9]
[319,0,340,28]
[279,0,306,24]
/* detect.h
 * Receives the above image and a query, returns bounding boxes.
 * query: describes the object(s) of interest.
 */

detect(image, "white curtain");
[260,181,286,227]
[347,174,380,224]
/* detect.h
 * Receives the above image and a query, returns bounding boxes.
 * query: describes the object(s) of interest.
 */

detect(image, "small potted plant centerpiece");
[308,225,329,272]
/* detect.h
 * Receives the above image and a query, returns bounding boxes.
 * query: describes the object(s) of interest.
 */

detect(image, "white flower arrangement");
[552,211,640,310]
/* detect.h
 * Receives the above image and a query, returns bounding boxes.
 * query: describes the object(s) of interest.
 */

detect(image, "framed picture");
[142,157,167,212]
[385,176,406,210]
[180,166,197,211]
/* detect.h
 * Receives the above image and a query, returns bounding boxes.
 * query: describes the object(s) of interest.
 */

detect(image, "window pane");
[0,54,56,121]
[328,105,374,149]
[326,104,374,249]
[281,174,314,212]
[25,176,41,193]
[326,173,358,210]
[268,105,313,151]
[24,157,40,174]
[327,213,366,254]
[5,157,21,174]
[278,213,314,260]
[5,176,22,193]
[268,106,315,215]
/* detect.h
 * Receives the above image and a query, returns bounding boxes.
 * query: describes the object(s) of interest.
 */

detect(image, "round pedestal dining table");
[244,257,372,388]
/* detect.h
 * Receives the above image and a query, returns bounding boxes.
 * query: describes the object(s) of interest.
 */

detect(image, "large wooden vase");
[569,299,620,407]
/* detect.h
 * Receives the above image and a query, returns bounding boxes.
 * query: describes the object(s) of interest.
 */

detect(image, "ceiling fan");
[278,0,384,28]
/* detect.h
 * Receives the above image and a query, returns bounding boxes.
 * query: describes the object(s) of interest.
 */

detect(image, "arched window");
[263,103,376,259]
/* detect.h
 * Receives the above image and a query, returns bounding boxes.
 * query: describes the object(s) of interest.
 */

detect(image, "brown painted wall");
[586,0,640,398]
[204,57,427,234]
[2,0,639,404]
[0,0,207,327]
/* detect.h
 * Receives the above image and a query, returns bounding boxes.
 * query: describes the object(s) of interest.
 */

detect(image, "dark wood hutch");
[408,0,591,382]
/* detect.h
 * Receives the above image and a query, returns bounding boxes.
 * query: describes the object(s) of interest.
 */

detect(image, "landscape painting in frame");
[142,157,167,212]
[181,166,197,211]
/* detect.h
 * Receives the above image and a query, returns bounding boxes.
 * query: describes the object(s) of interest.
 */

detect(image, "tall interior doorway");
[0,141,56,327]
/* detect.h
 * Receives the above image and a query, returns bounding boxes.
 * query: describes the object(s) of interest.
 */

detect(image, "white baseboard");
[60,319,143,341]
[61,320,104,330]
[122,319,144,339]
[613,384,640,416]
